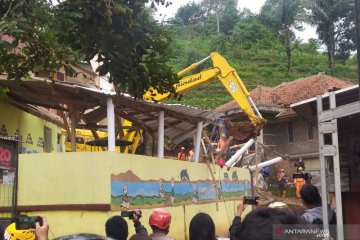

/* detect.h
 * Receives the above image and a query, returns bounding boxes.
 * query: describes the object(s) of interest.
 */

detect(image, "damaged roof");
[218,73,354,118]
[0,76,223,144]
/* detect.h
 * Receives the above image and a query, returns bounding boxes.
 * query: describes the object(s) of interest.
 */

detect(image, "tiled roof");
[217,73,353,114]
[275,108,297,118]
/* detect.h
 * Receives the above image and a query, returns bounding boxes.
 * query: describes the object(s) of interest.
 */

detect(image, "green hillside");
[161,2,358,109]
[165,42,358,109]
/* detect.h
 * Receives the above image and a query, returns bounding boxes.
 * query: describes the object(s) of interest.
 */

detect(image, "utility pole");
[355,0,360,98]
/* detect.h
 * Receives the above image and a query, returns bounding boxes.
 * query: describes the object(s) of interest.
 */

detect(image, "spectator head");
[300,184,321,207]
[149,208,171,234]
[189,213,216,240]
[4,222,35,240]
[105,216,128,240]
[54,234,108,240]
[236,208,299,240]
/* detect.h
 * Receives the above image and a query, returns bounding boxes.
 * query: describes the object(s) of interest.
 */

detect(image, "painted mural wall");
[17,152,252,239]
[0,102,65,154]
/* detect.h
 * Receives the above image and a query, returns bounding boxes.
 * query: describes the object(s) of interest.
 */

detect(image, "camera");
[15,216,43,230]
[121,210,141,220]
[243,196,259,205]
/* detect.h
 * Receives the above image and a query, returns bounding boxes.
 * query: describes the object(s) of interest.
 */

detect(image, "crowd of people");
[2,184,335,240]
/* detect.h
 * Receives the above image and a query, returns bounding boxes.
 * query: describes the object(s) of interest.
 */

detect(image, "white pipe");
[248,157,283,171]
[225,138,254,168]
[230,154,243,168]
[194,121,203,163]
[157,111,164,158]
[107,98,116,151]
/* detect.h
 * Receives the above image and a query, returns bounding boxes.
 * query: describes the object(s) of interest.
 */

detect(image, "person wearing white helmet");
[177,147,187,161]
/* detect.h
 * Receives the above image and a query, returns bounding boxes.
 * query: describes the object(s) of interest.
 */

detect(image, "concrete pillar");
[194,121,203,162]
[107,98,115,151]
[70,111,77,152]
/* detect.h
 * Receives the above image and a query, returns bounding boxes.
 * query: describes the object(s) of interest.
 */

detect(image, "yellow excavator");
[67,52,265,153]
[143,52,265,134]
[122,52,266,152]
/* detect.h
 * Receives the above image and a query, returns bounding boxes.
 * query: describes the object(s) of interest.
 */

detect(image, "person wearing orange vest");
[294,167,306,198]
[177,147,188,161]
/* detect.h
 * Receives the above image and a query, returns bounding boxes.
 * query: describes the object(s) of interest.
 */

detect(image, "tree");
[0,0,177,98]
[173,2,204,26]
[231,17,276,50]
[219,0,239,34]
[260,0,303,74]
[0,0,77,81]
[200,0,223,33]
[305,0,355,73]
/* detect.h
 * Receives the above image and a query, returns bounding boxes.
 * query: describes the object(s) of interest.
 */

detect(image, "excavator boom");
[143,52,266,135]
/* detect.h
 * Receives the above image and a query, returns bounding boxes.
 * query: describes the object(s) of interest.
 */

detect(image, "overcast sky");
[154,0,317,42]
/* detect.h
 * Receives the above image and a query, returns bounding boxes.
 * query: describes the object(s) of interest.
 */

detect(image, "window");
[308,120,314,140]
[288,122,294,143]
[44,127,52,152]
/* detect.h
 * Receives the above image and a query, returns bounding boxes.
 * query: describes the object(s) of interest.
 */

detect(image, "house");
[291,84,360,238]
[217,73,353,182]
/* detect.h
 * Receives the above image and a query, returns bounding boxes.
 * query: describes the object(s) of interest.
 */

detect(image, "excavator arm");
[143,52,266,135]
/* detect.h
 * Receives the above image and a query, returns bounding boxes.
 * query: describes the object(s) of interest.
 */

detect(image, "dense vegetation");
[0,0,177,98]
[163,0,358,109]
[0,0,358,108]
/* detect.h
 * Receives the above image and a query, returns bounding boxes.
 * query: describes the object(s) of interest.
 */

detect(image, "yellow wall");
[18,152,251,239]
[0,102,65,153]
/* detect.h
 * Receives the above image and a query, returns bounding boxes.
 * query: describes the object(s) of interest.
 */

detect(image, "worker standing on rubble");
[216,133,227,166]
[294,158,305,172]
[217,133,226,150]
[177,147,188,161]
[277,168,288,197]
[293,167,307,198]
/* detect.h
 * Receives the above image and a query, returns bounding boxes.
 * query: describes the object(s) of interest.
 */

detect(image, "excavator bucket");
[225,121,263,142]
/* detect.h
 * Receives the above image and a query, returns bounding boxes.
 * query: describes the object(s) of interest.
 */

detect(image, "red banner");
[0,138,17,168]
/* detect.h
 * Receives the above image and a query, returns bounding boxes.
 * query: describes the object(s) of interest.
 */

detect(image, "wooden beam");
[9,94,68,111]
[59,110,71,137]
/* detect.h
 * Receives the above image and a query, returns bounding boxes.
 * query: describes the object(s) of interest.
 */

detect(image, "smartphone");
[121,210,141,220]
[15,216,42,230]
[243,196,259,205]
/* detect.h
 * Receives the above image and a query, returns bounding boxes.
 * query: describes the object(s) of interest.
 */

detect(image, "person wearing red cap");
[148,208,173,240]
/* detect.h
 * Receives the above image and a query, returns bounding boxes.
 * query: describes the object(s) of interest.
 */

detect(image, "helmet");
[181,146,185,150]
[217,159,225,167]
[149,208,171,230]
[269,201,288,209]
[280,168,285,172]
[4,223,35,240]
[298,167,303,171]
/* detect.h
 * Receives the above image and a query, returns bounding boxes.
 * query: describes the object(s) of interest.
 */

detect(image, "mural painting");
[111,169,250,210]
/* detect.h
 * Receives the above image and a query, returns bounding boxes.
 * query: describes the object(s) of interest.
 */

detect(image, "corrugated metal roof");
[0,76,223,144]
